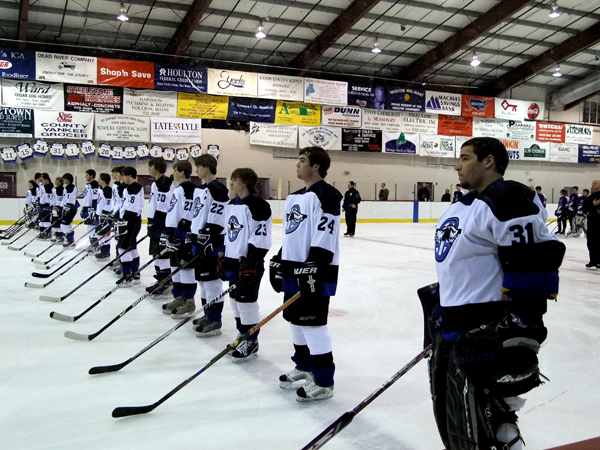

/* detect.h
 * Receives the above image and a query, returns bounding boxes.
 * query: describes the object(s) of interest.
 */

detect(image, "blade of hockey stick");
[63,331,90,341]
[39,295,62,303]
[25,249,94,289]
[111,291,302,418]
[48,312,74,322]
[23,282,45,289]
[25,222,85,258]
[300,345,432,450]
[88,285,237,374]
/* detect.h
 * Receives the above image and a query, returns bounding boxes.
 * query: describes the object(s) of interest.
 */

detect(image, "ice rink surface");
[1,222,599,450]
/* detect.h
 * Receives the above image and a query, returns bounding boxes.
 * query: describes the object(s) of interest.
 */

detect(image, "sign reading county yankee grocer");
[34,110,94,140]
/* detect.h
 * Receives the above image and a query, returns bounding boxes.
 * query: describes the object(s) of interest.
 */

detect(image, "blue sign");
[227,97,276,123]
[347,82,386,109]
[154,63,207,93]
[387,87,425,113]
[578,144,600,163]
[0,48,35,80]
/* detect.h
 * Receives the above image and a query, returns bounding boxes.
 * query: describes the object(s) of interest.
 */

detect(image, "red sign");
[527,103,541,120]
[97,58,154,88]
[536,122,565,143]
[437,115,473,136]
[461,95,494,117]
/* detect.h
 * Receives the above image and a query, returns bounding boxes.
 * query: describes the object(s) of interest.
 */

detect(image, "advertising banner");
[506,120,535,141]
[347,82,386,109]
[382,132,419,154]
[402,112,438,135]
[36,52,97,84]
[549,143,579,163]
[249,123,297,148]
[524,101,544,120]
[257,74,303,101]
[455,136,471,157]
[521,141,549,161]
[304,78,348,105]
[34,111,94,140]
[341,129,382,152]
[387,87,425,112]
[361,108,403,132]
[299,126,342,150]
[2,79,63,110]
[425,91,462,116]
[150,117,201,143]
[437,115,473,136]
[97,58,154,88]
[123,89,177,117]
[578,145,600,163]
[461,95,494,118]
[0,107,34,137]
[473,117,508,138]
[321,105,361,128]
[154,63,207,93]
[274,101,320,126]
[0,48,35,80]
[207,68,257,98]
[536,122,565,143]
[177,92,228,119]
[64,84,123,114]
[420,135,456,158]
[495,98,525,121]
[95,115,150,142]
[227,97,276,123]
[565,124,593,145]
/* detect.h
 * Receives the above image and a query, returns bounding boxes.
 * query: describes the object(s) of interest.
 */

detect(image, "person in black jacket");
[343,181,361,237]
[583,179,600,270]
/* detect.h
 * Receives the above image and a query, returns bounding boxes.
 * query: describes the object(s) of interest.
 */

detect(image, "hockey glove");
[114,220,129,237]
[295,261,321,297]
[160,232,180,252]
[52,206,61,218]
[80,206,89,219]
[147,217,161,239]
[95,214,112,236]
[217,254,228,281]
[238,257,258,298]
[269,253,283,293]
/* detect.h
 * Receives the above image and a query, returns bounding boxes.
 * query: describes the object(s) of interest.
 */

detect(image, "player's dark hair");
[62,173,74,184]
[86,169,96,178]
[173,161,192,178]
[111,166,125,175]
[99,173,111,185]
[194,154,218,175]
[462,137,509,176]
[572,186,579,191]
[231,168,258,195]
[560,189,567,195]
[299,146,330,178]
[583,189,590,195]
[34,172,42,180]
[41,172,50,182]
[123,166,137,179]
[55,177,63,186]
[349,181,355,187]
[148,157,167,174]
[535,186,542,191]
[28,179,36,189]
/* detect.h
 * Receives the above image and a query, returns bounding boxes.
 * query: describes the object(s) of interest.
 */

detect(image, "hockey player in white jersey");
[25,180,38,229]
[81,169,100,248]
[94,173,113,260]
[270,146,342,402]
[38,173,54,240]
[187,155,230,337]
[60,173,78,246]
[110,167,126,274]
[50,177,64,243]
[425,137,565,450]
[217,168,271,361]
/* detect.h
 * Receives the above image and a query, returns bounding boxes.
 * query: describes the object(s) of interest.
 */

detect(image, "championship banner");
[137,143,150,160]
[299,126,342,150]
[207,68,257,98]
[274,101,320,126]
[321,105,361,128]
[227,97,276,123]
[549,143,579,163]
[565,124,593,145]
[347,82,386,109]
[33,139,49,157]
[97,58,154,89]
[123,89,177,117]
[258,74,303,101]
[177,93,228,119]
[578,145,600,164]
[524,101,544,120]
[536,122,565,143]
[81,140,95,158]
[155,63,207,93]
[36,52,97,84]
[150,117,202,143]
[34,111,94,140]
[420,135,455,158]
[361,108,403,132]
[461,95,494,118]
[495,98,525,121]
[64,84,123,114]
[304,78,348,105]
[425,91,462,116]
[95,115,150,142]
[98,143,111,161]
[17,143,34,162]
[382,131,419,155]
[437,115,473,136]
[387,87,425,112]
[2,146,17,164]
[402,112,438,135]
[1,79,63,110]
[50,142,65,160]
[0,107,34,137]
[249,122,297,148]
[341,129,382,152]
[473,117,508,138]
[0,48,36,80]
[521,141,549,161]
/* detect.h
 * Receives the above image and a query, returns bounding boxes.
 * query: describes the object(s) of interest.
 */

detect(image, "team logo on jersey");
[167,196,177,212]
[435,217,461,262]
[192,196,204,218]
[285,204,308,234]
[227,215,244,242]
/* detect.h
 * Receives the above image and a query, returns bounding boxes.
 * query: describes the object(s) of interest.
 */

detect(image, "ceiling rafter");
[17,0,29,49]
[164,0,213,59]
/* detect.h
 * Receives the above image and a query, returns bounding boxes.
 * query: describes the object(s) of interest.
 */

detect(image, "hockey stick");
[7,216,64,251]
[88,284,237,373]
[2,227,31,247]
[300,345,432,450]
[0,213,29,238]
[32,226,96,267]
[24,222,85,258]
[64,253,201,342]
[0,219,27,240]
[111,291,302,418]
[38,235,148,302]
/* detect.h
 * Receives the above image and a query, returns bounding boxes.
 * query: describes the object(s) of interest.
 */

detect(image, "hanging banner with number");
[17,143,34,162]
[190,144,202,158]
[65,143,79,160]
[136,143,150,160]
[123,145,137,161]
[33,139,49,157]
[2,146,17,164]
[163,147,175,163]
[50,142,65,160]
[98,143,111,161]
[111,145,123,161]
[176,147,189,161]
[149,144,163,158]
[81,140,95,158]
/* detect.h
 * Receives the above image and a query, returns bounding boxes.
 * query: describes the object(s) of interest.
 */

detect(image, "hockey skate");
[95,252,110,260]
[162,297,184,315]
[296,380,334,402]
[193,315,222,337]
[51,235,63,243]
[171,299,196,319]
[585,263,598,271]
[146,279,172,296]
[231,339,259,362]
[116,273,140,288]
[279,368,314,390]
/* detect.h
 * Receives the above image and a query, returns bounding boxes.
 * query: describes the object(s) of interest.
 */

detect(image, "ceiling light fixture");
[549,2,561,18]
[117,3,129,21]
[372,39,381,54]
[553,66,562,77]
[471,53,481,66]
[255,22,267,39]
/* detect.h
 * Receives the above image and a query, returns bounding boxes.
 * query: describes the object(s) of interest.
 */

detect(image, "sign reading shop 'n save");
[97,58,154,89]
